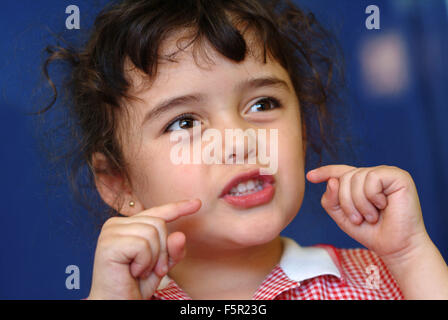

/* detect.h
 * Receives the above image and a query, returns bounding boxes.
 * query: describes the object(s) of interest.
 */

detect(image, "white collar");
[157,236,341,290]
[279,236,341,283]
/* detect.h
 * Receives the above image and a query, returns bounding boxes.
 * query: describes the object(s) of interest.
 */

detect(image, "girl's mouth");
[219,169,275,209]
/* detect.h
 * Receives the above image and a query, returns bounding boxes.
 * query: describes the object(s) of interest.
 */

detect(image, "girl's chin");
[213,205,288,245]
[225,223,284,247]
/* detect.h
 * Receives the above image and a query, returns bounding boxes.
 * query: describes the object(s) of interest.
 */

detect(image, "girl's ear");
[91,152,141,216]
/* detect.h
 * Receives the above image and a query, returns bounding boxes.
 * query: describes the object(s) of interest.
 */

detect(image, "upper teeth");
[229,179,263,195]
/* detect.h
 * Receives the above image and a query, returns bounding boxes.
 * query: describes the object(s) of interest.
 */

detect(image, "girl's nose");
[219,125,258,165]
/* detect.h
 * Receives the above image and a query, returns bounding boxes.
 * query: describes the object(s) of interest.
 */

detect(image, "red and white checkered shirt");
[151,237,404,300]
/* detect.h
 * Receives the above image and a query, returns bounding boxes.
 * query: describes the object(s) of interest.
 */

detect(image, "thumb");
[321,178,359,232]
[137,232,186,300]
[167,231,187,269]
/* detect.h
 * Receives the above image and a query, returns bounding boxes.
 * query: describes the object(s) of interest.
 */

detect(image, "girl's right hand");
[87,199,201,300]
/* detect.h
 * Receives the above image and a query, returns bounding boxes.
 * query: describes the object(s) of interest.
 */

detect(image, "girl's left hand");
[306,165,430,263]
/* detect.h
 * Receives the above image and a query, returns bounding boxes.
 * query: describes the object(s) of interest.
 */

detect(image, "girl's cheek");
[164,164,205,199]
[136,155,203,207]
[278,122,305,190]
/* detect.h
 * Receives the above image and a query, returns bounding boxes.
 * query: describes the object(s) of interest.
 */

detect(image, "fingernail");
[351,212,360,224]
[375,197,386,209]
[141,269,151,279]
[189,199,201,206]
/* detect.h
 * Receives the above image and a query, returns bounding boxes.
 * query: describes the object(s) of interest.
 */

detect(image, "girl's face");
[117,38,305,252]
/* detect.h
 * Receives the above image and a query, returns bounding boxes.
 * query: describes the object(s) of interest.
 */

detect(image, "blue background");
[1,0,447,299]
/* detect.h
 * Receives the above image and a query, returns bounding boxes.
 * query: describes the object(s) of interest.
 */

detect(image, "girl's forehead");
[124,27,286,94]
[125,40,289,98]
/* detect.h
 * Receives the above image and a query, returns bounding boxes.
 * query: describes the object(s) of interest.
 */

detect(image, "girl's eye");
[248,97,281,113]
[165,114,201,132]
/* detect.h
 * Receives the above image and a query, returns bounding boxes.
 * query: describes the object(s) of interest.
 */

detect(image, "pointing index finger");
[306,165,357,183]
[136,199,202,222]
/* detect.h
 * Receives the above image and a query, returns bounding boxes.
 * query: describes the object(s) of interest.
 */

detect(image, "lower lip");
[221,182,275,209]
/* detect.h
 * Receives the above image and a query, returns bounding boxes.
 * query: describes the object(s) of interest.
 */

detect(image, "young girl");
[38,0,448,299]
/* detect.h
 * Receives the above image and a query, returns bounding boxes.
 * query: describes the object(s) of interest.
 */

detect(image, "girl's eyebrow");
[141,76,290,126]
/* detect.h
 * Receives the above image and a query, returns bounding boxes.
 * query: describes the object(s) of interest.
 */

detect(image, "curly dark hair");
[32,0,349,226]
